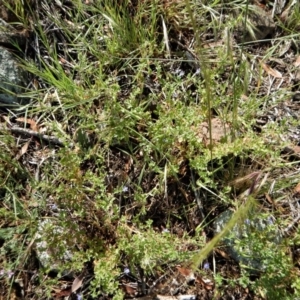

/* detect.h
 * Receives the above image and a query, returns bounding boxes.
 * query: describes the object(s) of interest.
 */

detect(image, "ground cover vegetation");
[0,0,300,299]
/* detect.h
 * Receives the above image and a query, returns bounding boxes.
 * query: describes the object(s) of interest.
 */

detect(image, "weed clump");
[0,0,300,299]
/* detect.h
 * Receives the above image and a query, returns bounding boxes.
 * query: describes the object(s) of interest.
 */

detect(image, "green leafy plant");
[1,0,300,298]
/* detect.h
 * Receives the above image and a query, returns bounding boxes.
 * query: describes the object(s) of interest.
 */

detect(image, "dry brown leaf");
[201,277,215,290]
[16,117,39,132]
[176,266,195,283]
[176,266,193,277]
[194,118,231,145]
[53,288,71,297]
[121,283,137,297]
[156,295,178,300]
[2,115,12,125]
[294,182,300,195]
[265,193,274,206]
[260,61,282,78]
[292,146,300,153]
[59,57,67,64]
[215,248,230,259]
[124,157,133,173]
[15,140,30,160]
[71,275,83,293]
[196,276,214,290]
[294,56,300,67]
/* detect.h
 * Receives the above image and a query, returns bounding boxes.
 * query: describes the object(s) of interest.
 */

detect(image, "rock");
[0,11,30,49]
[0,7,30,109]
[0,29,28,48]
[0,46,29,108]
[248,6,275,41]
[214,210,282,273]
[237,6,276,42]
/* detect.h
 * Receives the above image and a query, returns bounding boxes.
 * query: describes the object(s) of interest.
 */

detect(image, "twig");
[0,124,71,147]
